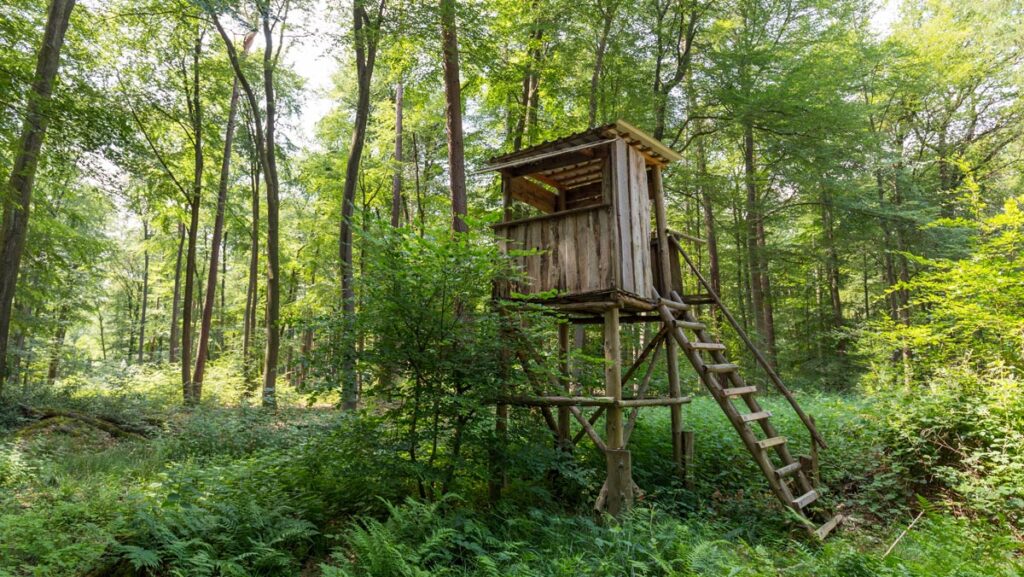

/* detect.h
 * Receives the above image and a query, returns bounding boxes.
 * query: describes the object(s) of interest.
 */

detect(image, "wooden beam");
[508,176,557,213]
[508,148,606,178]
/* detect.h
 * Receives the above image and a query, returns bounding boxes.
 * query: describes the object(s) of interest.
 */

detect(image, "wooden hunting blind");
[480,121,844,538]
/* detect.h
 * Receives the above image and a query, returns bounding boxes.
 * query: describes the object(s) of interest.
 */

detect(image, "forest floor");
[0,370,1021,576]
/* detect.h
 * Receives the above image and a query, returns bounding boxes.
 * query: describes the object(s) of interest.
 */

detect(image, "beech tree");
[0,0,76,390]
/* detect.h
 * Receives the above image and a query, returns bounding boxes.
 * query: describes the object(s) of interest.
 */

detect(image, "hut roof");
[479,120,682,189]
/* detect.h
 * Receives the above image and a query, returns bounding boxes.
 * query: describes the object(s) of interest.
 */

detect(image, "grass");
[0,374,1021,576]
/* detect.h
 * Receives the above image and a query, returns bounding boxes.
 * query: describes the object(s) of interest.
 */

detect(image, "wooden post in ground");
[603,306,632,514]
[652,166,686,477]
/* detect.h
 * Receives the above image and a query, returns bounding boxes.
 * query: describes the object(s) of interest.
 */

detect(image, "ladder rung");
[741,410,772,423]
[673,320,706,330]
[775,462,802,478]
[814,514,844,540]
[757,436,787,450]
[660,298,690,311]
[707,364,741,375]
[687,342,726,351]
[793,489,819,509]
[722,385,755,395]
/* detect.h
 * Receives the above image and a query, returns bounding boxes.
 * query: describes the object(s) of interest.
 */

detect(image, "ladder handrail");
[667,235,827,450]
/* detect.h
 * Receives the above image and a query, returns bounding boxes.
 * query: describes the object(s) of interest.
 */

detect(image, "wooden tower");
[482,121,843,538]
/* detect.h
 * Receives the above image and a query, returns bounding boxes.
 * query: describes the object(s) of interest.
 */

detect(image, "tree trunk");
[243,122,260,368]
[441,0,467,233]
[391,82,403,228]
[98,309,106,361]
[588,4,614,128]
[259,13,282,410]
[339,0,382,410]
[138,220,149,364]
[756,216,777,363]
[193,70,243,398]
[170,221,184,363]
[46,314,67,385]
[743,122,769,358]
[512,1,544,151]
[821,187,843,333]
[181,29,203,405]
[0,0,76,390]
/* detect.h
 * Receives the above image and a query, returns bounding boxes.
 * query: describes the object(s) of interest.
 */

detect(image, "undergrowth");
[0,373,1021,576]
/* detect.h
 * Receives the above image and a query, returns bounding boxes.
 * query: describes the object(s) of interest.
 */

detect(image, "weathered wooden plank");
[612,139,632,294]
[563,216,578,293]
[628,146,645,295]
[527,223,540,292]
[583,211,598,291]
[598,207,611,288]
[539,219,551,292]
[509,177,557,213]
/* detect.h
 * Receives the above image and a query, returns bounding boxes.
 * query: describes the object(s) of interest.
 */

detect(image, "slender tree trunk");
[181,29,203,405]
[756,217,777,363]
[821,187,843,332]
[219,230,226,354]
[412,132,425,235]
[391,82,403,227]
[743,122,768,356]
[193,71,243,398]
[46,314,67,385]
[98,309,106,361]
[441,0,467,233]
[0,0,76,390]
[170,222,184,363]
[512,1,544,151]
[339,0,382,410]
[259,13,282,409]
[243,129,260,365]
[137,220,149,363]
[588,4,613,128]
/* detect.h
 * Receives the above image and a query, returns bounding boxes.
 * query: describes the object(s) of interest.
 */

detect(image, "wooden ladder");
[654,276,843,538]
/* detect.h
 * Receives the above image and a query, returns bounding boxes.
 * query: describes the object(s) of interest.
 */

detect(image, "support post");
[603,306,632,514]
[652,166,685,477]
[682,430,695,490]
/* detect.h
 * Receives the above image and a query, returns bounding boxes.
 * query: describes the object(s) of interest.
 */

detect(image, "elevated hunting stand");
[482,121,843,538]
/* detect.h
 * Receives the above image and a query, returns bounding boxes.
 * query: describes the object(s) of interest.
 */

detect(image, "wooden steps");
[653,291,840,539]
[775,462,802,478]
[757,436,787,450]
[793,489,819,509]
[722,385,756,396]
[707,364,741,375]
[741,410,772,423]
[673,320,706,330]
[687,342,726,352]
[814,514,844,539]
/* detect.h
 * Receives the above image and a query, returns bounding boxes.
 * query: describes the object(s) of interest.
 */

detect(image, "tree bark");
[588,2,615,128]
[743,122,768,355]
[821,187,843,332]
[391,82,403,227]
[46,311,67,385]
[181,29,204,405]
[193,56,246,398]
[137,220,149,364]
[259,12,282,409]
[441,0,467,233]
[170,221,184,363]
[512,0,544,151]
[339,0,384,410]
[213,10,282,408]
[0,0,76,390]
